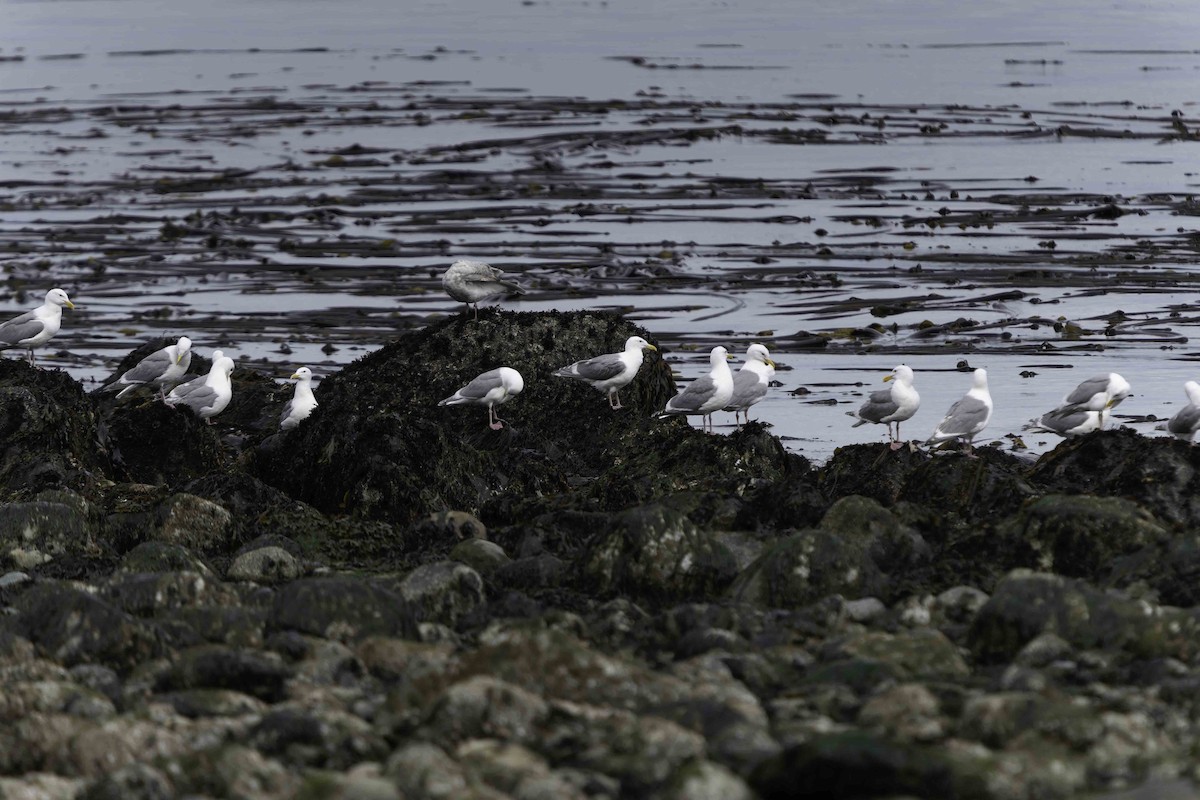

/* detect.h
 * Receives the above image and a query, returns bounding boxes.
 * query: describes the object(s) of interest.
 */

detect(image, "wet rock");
[79,762,174,800]
[0,501,94,570]
[449,538,510,576]
[818,443,929,506]
[420,675,550,746]
[734,459,828,531]
[456,739,587,800]
[0,774,86,800]
[154,493,233,552]
[157,644,291,701]
[660,760,756,800]
[156,687,267,719]
[395,561,485,627]
[968,569,1200,664]
[297,767,402,800]
[386,741,473,800]
[0,360,108,494]
[269,576,420,641]
[11,583,165,671]
[822,628,970,682]
[104,401,225,488]
[898,446,1039,520]
[995,494,1167,580]
[116,541,212,575]
[578,501,739,601]
[104,570,213,616]
[227,541,303,583]
[857,683,945,742]
[251,707,388,769]
[412,509,489,554]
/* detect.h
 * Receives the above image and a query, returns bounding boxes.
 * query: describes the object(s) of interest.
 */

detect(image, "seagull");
[1161,380,1200,443]
[659,346,735,434]
[1058,372,1131,412]
[926,368,992,455]
[280,367,318,431]
[553,335,657,410]
[165,355,234,424]
[439,367,524,430]
[442,260,525,320]
[0,288,75,365]
[106,336,193,400]
[849,364,921,449]
[724,343,776,427]
[1024,406,1105,438]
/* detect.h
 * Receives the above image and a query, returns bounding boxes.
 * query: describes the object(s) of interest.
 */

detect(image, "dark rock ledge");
[0,310,1197,798]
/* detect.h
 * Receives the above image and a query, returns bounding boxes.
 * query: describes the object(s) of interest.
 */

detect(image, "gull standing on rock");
[724,343,776,427]
[1023,407,1105,438]
[280,367,318,431]
[553,335,657,410]
[0,288,75,365]
[107,336,192,400]
[659,345,734,434]
[442,260,525,320]
[439,367,524,430]
[165,355,234,424]
[1161,380,1200,443]
[1026,372,1131,437]
[849,364,920,449]
[926,368,992,454]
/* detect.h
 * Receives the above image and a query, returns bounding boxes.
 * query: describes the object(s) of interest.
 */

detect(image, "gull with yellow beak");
[725,343,776,427]
[280,366,318,430]
[0,288,75,365]
[658,345,735,433]
[849,364,921,449]
[553,335,658,410]
[106,336,193,400]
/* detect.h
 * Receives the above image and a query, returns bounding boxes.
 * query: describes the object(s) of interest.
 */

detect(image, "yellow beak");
[65,300,76,310]
[645,344,658,352]
[290,372,302,380]
[883,374,894,382]
[766,358,777,368]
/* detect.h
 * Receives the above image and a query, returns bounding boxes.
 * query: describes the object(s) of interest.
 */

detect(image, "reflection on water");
[2,0,1199,462]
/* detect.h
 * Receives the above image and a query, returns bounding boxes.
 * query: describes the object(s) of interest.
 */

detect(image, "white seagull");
[659,346,735,433]
[926,368,992,454]
[442,260,525,319]
[724,343,776,427]
[1162,380,1200,443]
[0,288,75,365]
[107,336,193,400]
[553,335,657,410]
[280,367,318,431]
[849,364,921,449]
[165,355,234,424]
[439,367,525,430]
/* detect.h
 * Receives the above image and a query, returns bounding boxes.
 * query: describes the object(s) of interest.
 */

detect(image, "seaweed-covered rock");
[269,576,420,641]
[104,402,225,488]
[256,311,675,525]
[0,360,108,495]
[394,561,486,627]
[0,500,95,570]
[578,502,739,602]
[819,444,930,506]
[156,644,291,702]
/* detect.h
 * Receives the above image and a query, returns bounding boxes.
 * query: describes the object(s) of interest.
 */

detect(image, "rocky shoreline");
[1,309,1199,799]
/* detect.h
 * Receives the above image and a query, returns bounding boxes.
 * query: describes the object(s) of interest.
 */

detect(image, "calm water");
[2,0,1200,462]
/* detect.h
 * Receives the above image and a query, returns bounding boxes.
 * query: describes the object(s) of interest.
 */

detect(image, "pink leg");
[610,391,623,410]
[488,406,505,430]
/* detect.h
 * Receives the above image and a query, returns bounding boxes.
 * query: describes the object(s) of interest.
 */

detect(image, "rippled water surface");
[3,0,1200,462]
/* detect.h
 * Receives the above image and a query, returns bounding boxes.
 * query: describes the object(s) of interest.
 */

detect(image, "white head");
[291,366,313,382]
[177,336,192,353]
[746,343,774,367]
[972,368,989,390]
[46,288,74,309]
[501,367,524,396]
[1107,373,1131,407]
[1185,380,1200,406]
[211,350,224,363]
[710,346,731,367]
[885,364,914,385]
[625,336,658,353]
[216,356,235,377]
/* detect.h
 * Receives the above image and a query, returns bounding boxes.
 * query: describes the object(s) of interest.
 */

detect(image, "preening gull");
[280,367,318,430]
[165,355,234,424]
[659,345,734,433]
[724,343,776,427]
[926,368,992,454]
[1059,372,1131,412]
[553,335,657,410]
[439,366,524,430]
[0,288,75,365]
[107,336,192,400]
[442,260,525,319]
[1162,380,1200,443]
[1024,406,1104,438]
[849,364,920,449]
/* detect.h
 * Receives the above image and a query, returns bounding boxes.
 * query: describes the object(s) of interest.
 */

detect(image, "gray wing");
[1032,407,1093,434]
[169,377,216,408]
[557,353,625,381]
[119,350,173,384]
[668,374,718,412]
[1168,405,1200,435]
[855,388,899,424]
[726,370,767,410]
[936,396,990,435]
[279,399,297,426]
[1062,375,1111,406]
[458,369,505,400]
[0,310,43,347]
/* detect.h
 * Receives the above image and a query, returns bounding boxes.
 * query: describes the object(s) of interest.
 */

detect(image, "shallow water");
[2,0,1200,463]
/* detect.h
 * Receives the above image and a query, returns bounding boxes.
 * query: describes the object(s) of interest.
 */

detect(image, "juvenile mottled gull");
[442,260,525,319]
[724,343,776,427]
[165,355,234,424]
[1024,406,1104,438]
[659,346,734,434]
[107,336,193,400]
[554,335,657,410]
[1059,372,1131,412]
[1162,380,1200,443]
[926,368,992,454]
[439,367,524,430]
[849,364,920,449]
[0,288,75,365]
[280,367,318,431]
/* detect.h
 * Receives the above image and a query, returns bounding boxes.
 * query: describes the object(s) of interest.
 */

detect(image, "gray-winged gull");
[165,354,234,424]
[0,288,75,365]
[1161,380,1200,443]
[442,260,525,320]
[439,366,524,430]
[1059,372,1131,411]
[724,343,776,427]
[926,368,992,454]
[280,366,318,430]
[849,364,921,449]
[1024,406,1104,438]
[659,345,734,433]
[553,335,657,410]
[107,336,192,400]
